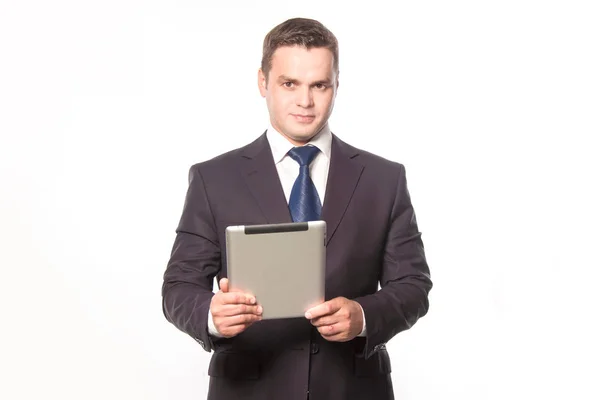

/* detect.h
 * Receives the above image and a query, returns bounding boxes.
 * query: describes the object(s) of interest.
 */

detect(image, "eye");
[283,82,294,88]
[315,83,325,89]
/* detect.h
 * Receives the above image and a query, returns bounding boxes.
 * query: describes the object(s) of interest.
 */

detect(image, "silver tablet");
[225,220,326,319]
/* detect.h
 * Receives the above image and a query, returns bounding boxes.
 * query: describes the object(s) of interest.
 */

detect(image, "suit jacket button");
[311,342,319,354]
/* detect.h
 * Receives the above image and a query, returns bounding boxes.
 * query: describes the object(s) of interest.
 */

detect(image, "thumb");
[219,278,229,293]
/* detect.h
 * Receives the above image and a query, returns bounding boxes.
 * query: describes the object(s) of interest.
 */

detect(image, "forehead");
[269,45,336,80]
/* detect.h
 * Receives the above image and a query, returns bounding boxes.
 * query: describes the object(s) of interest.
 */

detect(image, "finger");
[219,291,256,305]
[310,315,339,327]
[305,299,341,319]
[219,322,256,338]
[217,313,262,328]
[219,278,229,293]
[318,323,354,342]
[317,323,340,337]
[214,304,263,317]
[320,331,352,342]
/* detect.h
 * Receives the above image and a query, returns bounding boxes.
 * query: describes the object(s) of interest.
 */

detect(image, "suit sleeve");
[355,164,432,359]
[161,164,221,352]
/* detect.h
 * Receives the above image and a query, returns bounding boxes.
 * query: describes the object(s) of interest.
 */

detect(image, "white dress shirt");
[208,123,366,338]
[266,122,331,205]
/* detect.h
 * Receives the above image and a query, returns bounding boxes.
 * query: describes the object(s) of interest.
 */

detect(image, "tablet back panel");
[225,221,326,319]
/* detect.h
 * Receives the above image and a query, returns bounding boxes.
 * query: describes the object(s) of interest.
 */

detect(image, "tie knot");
[288,145,320,166]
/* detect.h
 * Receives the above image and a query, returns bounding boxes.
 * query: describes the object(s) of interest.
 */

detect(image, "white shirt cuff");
[207,309,224,337]
[357,304,367,337]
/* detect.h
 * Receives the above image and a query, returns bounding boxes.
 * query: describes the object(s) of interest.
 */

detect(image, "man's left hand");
[305,297,364,342]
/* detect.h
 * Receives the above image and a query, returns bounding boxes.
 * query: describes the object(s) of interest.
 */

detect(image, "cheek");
[273,93,292,114]
[318,93,335,114]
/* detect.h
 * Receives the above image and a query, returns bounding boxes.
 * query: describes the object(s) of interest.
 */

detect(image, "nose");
[296,86,314,108]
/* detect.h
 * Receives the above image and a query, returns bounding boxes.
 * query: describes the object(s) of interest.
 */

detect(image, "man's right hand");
[209,278,263,338]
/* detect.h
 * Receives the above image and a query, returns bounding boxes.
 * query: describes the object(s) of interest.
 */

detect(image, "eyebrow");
[277,75,300,84]
[277,75,332,86]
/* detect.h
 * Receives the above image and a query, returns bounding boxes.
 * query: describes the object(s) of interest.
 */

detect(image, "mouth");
[291,114,316,123]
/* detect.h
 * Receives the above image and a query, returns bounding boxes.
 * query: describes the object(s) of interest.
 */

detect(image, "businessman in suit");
[162,17,432,400]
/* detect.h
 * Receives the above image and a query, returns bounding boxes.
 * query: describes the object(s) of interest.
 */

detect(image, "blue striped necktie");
[288,146,322,222]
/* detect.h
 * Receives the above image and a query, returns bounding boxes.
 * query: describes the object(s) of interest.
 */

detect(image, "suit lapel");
[240,133,292,224]
[238,132,364,238]
[321,135,364,245]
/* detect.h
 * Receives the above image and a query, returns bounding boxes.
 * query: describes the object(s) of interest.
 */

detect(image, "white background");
[1,0,599,399]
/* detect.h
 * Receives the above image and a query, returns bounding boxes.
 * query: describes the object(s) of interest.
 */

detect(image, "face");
[258,46,338,145]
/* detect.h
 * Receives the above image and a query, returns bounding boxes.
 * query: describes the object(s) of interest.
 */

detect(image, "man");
[162,17,432,400]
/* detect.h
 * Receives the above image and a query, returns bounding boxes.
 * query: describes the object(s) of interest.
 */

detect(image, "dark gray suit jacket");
[162,132,432,400]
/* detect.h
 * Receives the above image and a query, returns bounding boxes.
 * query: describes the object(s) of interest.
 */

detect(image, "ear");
[258,68,267,97]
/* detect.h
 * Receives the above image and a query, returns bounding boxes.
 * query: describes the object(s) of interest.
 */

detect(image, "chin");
[275,121,321,143]
[288,131,317,143]
[292,125,321,138]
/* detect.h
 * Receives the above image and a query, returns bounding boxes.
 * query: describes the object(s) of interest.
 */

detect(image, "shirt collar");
[266,122,332,165]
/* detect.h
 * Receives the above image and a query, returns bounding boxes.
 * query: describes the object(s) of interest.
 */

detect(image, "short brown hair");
[261,18,339,81]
